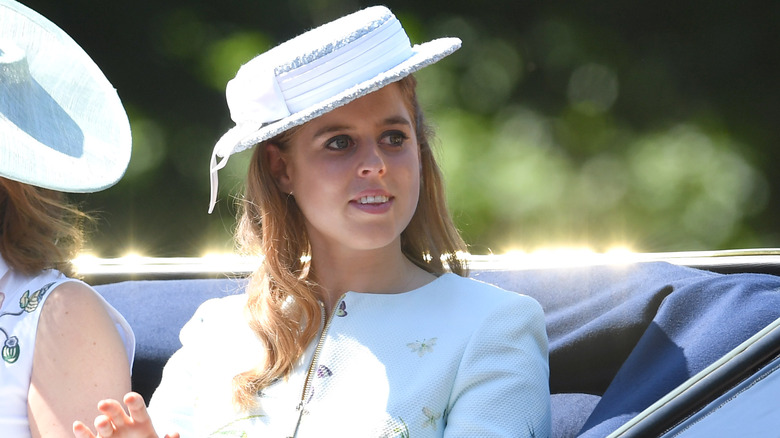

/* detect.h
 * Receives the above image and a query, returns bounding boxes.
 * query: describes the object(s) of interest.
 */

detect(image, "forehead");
[303,83,411,129]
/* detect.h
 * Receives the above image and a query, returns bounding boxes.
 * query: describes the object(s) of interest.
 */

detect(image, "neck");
[309,241,435,313]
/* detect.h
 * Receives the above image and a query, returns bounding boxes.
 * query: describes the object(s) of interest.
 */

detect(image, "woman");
[74,6,550,437]
[1,0,134,436]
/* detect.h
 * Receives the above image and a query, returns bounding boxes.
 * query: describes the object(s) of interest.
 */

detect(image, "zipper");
[290,295,345,437]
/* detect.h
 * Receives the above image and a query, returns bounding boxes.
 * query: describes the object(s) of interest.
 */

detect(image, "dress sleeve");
[444,293,551,438]
[87,282,136,367]
[146,297,226,437]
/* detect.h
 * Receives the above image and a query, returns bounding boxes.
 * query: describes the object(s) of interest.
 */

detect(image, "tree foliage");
[24,0,780,256]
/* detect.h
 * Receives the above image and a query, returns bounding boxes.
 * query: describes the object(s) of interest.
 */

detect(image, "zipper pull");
[291,401,306,437]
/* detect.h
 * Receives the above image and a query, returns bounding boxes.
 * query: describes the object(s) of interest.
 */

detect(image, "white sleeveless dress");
[0,256,135,437]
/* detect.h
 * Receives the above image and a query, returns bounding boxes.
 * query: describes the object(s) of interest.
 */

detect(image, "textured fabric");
[0,0,132,193]
[575,268,780,437]
[147,273,551,437]
[550,393,600,438]
[0,256,135,437]
[473,262,780,437]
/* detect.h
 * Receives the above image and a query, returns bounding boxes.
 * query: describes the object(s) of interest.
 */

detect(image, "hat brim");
[0,0,131,193]
[220,37,461,157]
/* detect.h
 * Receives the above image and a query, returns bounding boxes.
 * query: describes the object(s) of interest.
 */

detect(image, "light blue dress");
[149,273,551,437]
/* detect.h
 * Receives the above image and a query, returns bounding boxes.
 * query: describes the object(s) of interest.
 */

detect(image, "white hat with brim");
[0,0,131,193]
[208,5,461,212]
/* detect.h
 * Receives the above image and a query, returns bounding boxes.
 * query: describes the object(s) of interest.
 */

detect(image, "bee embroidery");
[335,301,347,317]
[422,406,441,430]
[316,365,332,378]
[407,337,437,357]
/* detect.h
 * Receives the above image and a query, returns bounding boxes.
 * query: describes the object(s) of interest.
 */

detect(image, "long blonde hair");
[232,75,467,408]
[0,177,88,278]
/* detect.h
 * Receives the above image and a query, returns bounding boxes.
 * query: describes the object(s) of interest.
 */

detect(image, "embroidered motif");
[335,300,348,317]
[407,337,437,357]
[0,282,56,364]
[316,364,332,378]
[421,406,441,430]
[389,417,410,438]
[2,336,19,363]
[20,289,42,312]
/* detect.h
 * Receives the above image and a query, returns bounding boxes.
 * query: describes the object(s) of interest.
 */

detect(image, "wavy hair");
[232,75,468,409]
[0,177,89,278]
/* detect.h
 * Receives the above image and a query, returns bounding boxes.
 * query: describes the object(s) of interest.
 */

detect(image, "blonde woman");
[74,6,550,437]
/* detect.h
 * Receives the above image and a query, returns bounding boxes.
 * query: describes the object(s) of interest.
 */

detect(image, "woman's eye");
[325,135,352,150]
[384,131,408,146]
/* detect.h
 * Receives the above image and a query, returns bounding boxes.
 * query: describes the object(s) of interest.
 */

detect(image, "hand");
[72,392,179,438]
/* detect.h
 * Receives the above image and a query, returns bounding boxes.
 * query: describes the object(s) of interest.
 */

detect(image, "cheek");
[289,161,347,214]
[400,155,422,205]
[289,156,339,190]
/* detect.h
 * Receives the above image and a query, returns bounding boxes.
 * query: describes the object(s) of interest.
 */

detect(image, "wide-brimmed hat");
[208,5,461,212]
[0,0,131,193]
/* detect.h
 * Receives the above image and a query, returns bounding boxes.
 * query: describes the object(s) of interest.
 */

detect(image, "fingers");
[123,392,153,426]
[73,393,161,438]
[72,420,97,438]
[96,398,131,431]
[94,413,118,437]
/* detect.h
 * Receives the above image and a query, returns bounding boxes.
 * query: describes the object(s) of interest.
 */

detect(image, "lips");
[351,191,393,213]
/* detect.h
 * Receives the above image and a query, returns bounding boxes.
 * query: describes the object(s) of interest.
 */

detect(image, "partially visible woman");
[0,0,134,436]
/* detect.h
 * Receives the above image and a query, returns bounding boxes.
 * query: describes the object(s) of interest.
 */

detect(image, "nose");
[358,142,386,177]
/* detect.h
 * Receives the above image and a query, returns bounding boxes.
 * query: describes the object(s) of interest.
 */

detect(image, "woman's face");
[269,83,420,256]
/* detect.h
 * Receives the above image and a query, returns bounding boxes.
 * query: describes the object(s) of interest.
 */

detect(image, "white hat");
[0,0,131,193]
[208,5,461,212]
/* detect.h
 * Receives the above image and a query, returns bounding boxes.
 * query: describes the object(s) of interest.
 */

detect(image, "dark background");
[20,0,780,257]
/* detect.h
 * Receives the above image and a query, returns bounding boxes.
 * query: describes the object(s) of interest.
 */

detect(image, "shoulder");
[35,280,133,365]
[179,293,250,342]
[436,274,547,346]
[438,273,544,315]
[39,280,135,362]
[39,280,112,323]
[190,293,248,322]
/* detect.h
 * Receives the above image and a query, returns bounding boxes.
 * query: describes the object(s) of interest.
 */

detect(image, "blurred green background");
[23,0,780,257]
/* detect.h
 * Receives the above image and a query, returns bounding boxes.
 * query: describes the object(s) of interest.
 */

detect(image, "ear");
[265,143,293,193]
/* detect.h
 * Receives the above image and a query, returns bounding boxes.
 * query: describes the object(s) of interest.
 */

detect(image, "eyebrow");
[311,115,413,139]
[382,115,413,128]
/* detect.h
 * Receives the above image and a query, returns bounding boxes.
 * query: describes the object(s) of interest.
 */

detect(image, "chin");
[345,228,405,252]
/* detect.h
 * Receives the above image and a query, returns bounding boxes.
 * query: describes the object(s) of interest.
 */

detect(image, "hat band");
[278,18,411,113]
